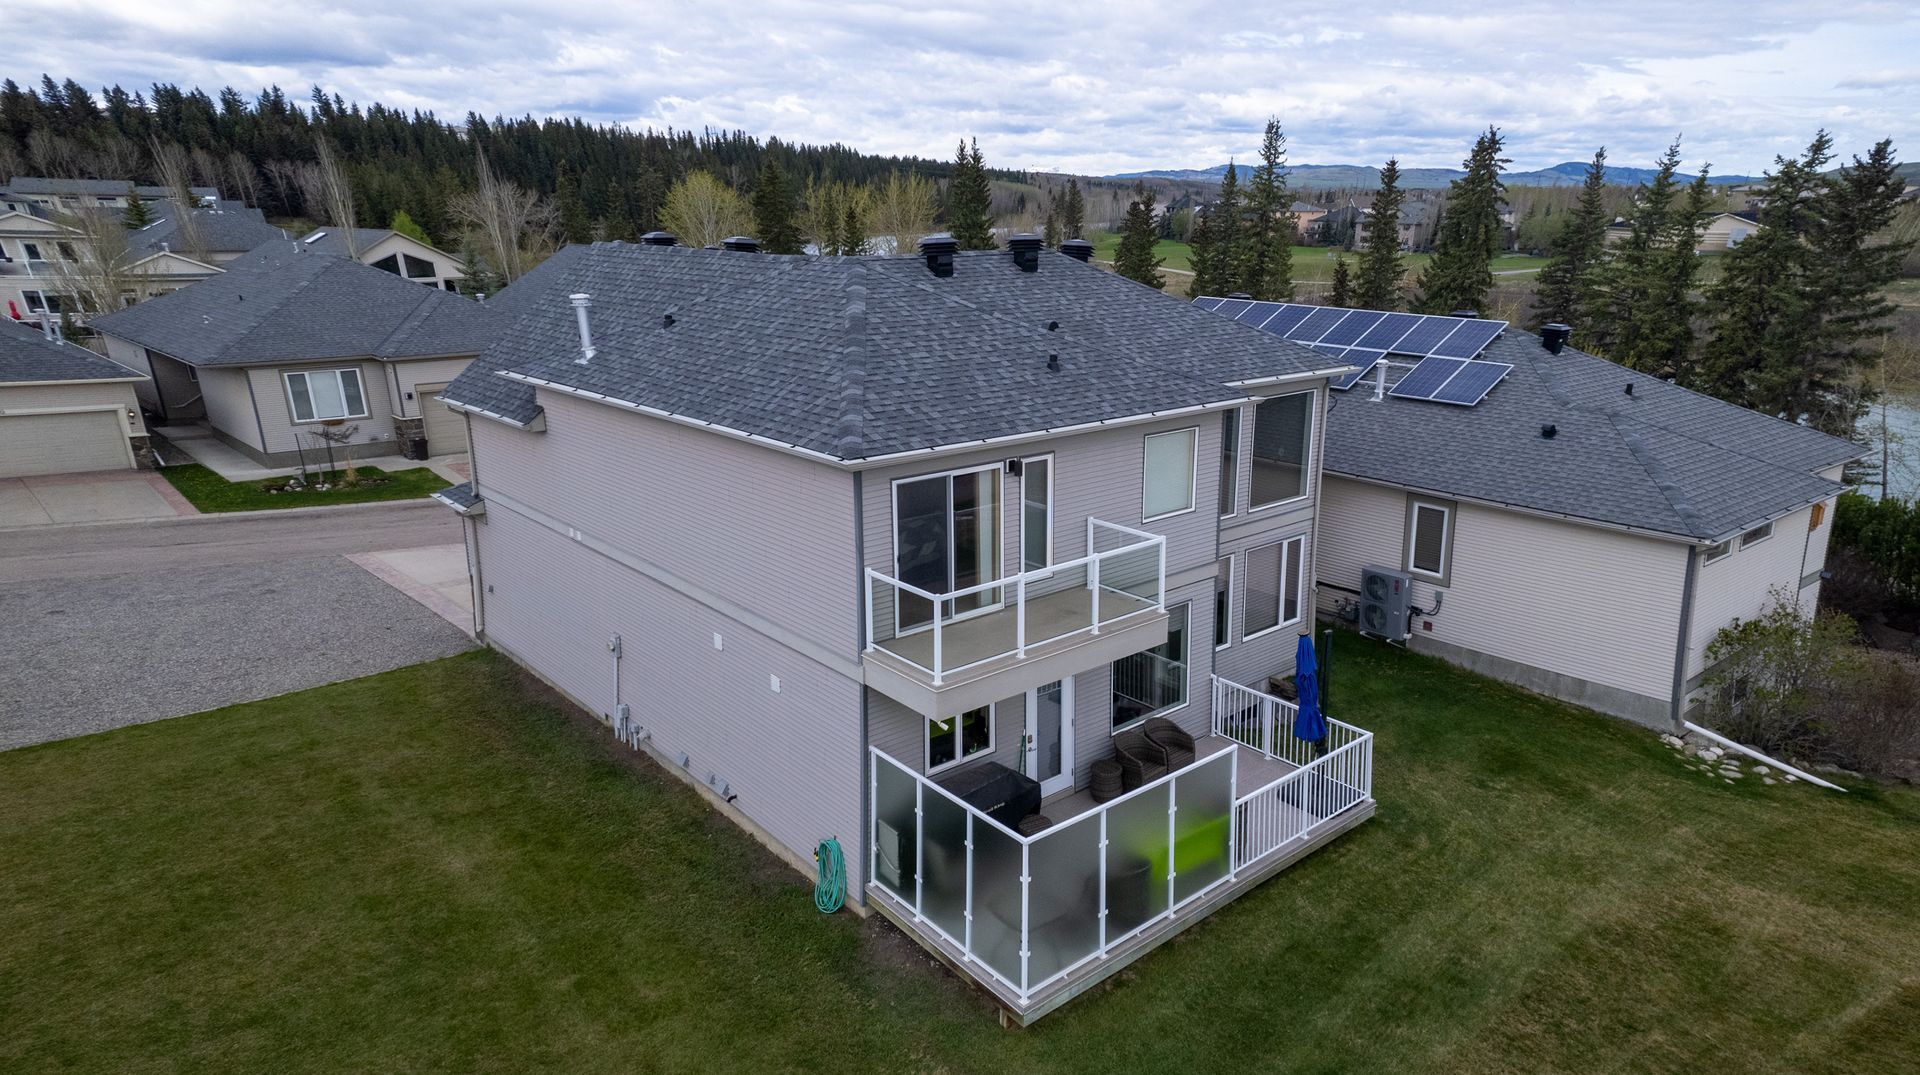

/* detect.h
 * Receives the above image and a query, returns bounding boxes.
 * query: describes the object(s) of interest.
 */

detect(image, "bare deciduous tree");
[225,150,260,207]
[151,140,208,261]
[868,171,939,255]
[309,137,360,256]
[447,146,556,283]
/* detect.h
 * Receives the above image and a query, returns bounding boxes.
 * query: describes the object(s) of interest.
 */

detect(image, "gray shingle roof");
[431,481,483,514]
[1321,329,1862,542]
[442,242,1340,458]
[131,205,285,258]
[2,176,218,199]
[297,227,454,263]
[0,321,145,383]
[89,246,493,366]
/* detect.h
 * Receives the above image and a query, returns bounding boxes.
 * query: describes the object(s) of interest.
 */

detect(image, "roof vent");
[1226,291,1251,300]
[1449,309,1478,319]
[1541,323,1572,354]
[1046,320,1059,331]
[919,233,958,278]
[721,236,759,252]
[569,293,595,365]
[1008,233,1042,272]
[1047,353,1061,372]
[640,231,677,247]
[1059,239,1094,263]
[1540,423,1558,440]
[1624,382,1635,397]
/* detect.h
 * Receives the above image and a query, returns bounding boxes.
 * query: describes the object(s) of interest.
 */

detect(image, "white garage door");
[415,383,468,456]
[0,410,131,478]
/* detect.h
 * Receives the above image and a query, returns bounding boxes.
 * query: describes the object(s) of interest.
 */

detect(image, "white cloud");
[9,0,1919,176]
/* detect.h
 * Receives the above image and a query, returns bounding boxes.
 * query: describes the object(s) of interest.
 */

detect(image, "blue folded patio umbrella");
[1293,633,1328,747]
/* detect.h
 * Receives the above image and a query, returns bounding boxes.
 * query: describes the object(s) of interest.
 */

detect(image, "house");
[1352,199,1434,252]
[0,318,150,478]
[1,176,220,212]
[1195,298,1861,729]
[1291,199,1328,241]
[1604,211,1763,253]
[88,245,491,465]
[296,227,466,293]
[435,232,1376,1022]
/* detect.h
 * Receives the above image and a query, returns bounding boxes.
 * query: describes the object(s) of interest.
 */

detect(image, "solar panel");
[1389,317,1460,355]
[1329,366,1369,391]
[1388,357,1468,401]
[1192,296,1225,311]
[1286,307,1349,343]
[1429,361,1514,406]
[1353,312,1424,351]
[1256,303,1315,337]
[1328,350,1386,391]
[1213,298,1253,321]
[1310,343,1350,358]
[1235,300,1283,326]
[1318,310,1386,347]
[1431,320,1505,359]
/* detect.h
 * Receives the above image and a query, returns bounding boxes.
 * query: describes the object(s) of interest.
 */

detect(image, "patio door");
[1025,678,1075,797]
[893,466,1001,634]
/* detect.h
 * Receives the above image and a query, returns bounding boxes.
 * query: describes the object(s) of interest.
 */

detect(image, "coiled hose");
[813,837,846,913]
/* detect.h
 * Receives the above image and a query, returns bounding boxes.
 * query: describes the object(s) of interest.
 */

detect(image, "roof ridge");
[1532,350,1705,537]
[371,280,462,357]
[831,260,868,458]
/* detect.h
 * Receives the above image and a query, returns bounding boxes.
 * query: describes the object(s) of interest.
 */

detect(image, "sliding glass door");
[894,466,1001,633]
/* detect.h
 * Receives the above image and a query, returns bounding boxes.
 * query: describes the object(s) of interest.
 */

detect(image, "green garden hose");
[814,837,846,913]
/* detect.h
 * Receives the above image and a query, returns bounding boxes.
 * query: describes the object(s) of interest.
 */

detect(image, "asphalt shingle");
[0,320,145,383]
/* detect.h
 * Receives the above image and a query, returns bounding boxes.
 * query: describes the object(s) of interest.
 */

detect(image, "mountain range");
[1105,161,1760,189]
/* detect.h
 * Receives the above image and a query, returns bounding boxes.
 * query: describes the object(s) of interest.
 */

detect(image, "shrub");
[1833,492,1920,606]
[1824,652,1920,778]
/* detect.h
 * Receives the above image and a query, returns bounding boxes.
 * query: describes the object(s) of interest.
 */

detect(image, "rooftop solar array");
[1192,299,1510,389]
[1388,357,1516,406]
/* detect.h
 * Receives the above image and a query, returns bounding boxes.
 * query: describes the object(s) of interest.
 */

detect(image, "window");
[22,290,47,313]
[1214,557,1234,649]
[1244,536,1306,639]
[401,253,437,279]
[927,705,993,772]
[1407,499,1453,581]
[893,466,1001,632]
[371,253,402,276]
[1219,409,1240,515]
[1741,522,1774,548]
[443,280,460,292]
[1141,427,1197,520]
[1704,539,1732,564]
[55,241,76,260]
[285,368,368,422]
[1112,603,1189,728]
[1020,455,1052,572]
[1250,391,1313,509]
[23,242,42,261]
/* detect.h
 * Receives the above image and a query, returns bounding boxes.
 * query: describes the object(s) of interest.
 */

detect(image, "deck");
[1037,732,1297,827]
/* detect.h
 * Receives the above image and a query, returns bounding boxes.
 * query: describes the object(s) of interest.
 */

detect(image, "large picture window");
[1250,391,1313,509]
[1112,602,1189,728]
[1142,427,1197,520]
[285,368,368,423]
[893,465,1001,633]
[1243,536,1306,639]
[927,705,993,772]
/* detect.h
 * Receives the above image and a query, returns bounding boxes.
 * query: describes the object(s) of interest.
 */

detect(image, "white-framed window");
[1243,536,1307,639]
[927,704,993,772]
[1250,390,1314,510]
[22,289,48,313]
[22,242,43,261]
[1704,539,1732,564]
[1740,522,1773,548]
[1141,427,1198,521]
[892,464,1002,634]
[1020,454,1053,573]
[1407,499,1453,581]
[1219,408,1240,516]
[285,367,368,423]
[1214,556,1234,650]
[1112,602,1189,729]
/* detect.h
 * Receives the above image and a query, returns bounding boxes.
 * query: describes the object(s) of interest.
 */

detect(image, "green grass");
[4,642,1918,1071]
[161,462,450,512]
[1085,232,1548,288]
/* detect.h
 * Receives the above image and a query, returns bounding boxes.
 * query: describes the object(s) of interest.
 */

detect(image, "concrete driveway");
[0,471,198,529]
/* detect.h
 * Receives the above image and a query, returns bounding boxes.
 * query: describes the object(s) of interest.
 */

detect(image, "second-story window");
[1141,427,1197,521]
[1021,455,1052,572]
[1219,409,1240,516]
[1244,536,1306,639]
[1250,391,1314,510]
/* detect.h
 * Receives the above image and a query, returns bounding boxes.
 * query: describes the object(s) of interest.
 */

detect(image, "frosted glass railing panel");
[1024,818,1102,986]
[1103,782,1171,937]
[872,757,918,903]
[919,791,970,943]
[970,820,1025,987]
[1172,753,1234,905]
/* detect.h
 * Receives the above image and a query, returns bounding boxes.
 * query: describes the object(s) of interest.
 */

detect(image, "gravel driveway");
[0,554,476,750]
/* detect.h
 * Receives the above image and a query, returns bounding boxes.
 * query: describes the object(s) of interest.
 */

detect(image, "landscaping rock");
[1763,777,1777,785]
[1754,765,1770,775]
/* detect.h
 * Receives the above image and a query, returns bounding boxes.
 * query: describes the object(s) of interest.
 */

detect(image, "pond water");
[1859,394,1920,502]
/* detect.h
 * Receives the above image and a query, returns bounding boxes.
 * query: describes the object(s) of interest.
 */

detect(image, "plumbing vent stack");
[570,293,595,365]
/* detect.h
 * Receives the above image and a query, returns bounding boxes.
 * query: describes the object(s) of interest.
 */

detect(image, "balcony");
[862,519,1168,718]
[867,675,1375,1024]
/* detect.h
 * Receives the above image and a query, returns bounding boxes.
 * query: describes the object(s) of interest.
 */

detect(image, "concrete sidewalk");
[0,471,199,529]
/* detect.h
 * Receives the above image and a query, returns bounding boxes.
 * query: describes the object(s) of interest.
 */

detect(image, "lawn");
[162,462,450,512]
[3,641,1918,1071]
[1085,232,1547,288]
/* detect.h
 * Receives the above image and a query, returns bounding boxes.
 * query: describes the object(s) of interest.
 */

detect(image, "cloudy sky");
[12,1,1920,176]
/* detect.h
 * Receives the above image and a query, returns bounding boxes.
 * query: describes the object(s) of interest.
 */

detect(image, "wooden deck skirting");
[868,797,1376,1025]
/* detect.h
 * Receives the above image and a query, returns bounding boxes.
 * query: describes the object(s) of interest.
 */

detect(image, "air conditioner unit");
[1359,565,1413,643]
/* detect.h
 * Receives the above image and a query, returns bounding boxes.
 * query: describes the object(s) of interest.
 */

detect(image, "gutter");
[441,396,546,431]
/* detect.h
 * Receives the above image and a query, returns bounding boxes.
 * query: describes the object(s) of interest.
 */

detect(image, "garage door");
[0,410,131,478]
[415,383,468,457]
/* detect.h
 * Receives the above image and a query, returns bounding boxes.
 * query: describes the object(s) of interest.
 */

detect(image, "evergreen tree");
[1584,140,1707,371]
[946,137,996,250]
[1042,201,1062,248]
[1113,185,1165,289]
[554,167,591,243]
[1416,127,1508,313]
[1236,118,1297,301]
[455,239,503,298]
[389,208,428,243]
[1532,148,1609,328]
[122,188,153,229]
[1186,204,1224,298]
[1352,158,1406,310]
[751,159,802,253]
[1062,178,1085,240]
[1328,257,1353,307]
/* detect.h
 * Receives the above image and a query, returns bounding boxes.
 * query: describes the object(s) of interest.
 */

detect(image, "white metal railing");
[863,518,1166,685]
[1211,674,1369,768]
[1210,674,1374,867]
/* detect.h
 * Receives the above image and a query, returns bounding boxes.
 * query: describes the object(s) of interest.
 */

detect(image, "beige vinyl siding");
[197,366,260,450]
[0,380,143,436]
[387,358,474,419]
[248,361,397,457]
[1314,477,1404,610]
[1687,498,1831,682]
[100,334,155,380]
[414,384,467,455]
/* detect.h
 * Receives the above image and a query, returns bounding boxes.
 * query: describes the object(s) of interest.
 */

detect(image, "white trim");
[1739,521,1774,548]
[1221,365,1358,388]
[1241,535,1308,641]
[1140,425,1199,522]
[1703,538,1733,564]
[926,702,996,774]
[1019,452,1054,573]
[1406,499,1452,580]
[1246,389,1316,513]
[890,462,1005,637]
[1218,406,1240,519]
[283,366,370,423]
[439,396,548,431]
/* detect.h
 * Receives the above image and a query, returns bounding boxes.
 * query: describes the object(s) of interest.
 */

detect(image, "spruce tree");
[1063,178,1085,240]
[1329,257,1353,307]
[1416,127,1508,314]
[1585,140,1701,370]
[1113,186,1165,289]
[554,167,591,244]
[1352,158,1406,310]
[751,159,802,253]
[1622,167,1712,377]
[122,188,153,229]
[1186,204,1224,298]
[946,137,996,250]
[1236,118,1297,301]
[1532,148,1609,327]
[1042,201,1062,248]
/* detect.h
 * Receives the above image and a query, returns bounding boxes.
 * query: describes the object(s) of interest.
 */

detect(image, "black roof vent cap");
[721,236,759,252]
[1541,423,1558,440]
[1046,320,1059,331]
[1047,352,1061,372]
[1008,232,1042,271]
[639,231,677,247]
[1059,238,1094,262]
[1449,308,1479,319]
[1226,291,1252,300]
[1624,382,1635,397]
[919,233,958,278]
[1541,323,1572,354]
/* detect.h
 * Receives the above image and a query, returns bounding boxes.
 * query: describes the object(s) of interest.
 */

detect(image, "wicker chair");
[1113,730,1169,790]
[1143,717,1196,770]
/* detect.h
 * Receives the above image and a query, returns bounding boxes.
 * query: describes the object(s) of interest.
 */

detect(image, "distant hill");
[1108,161,1760,189]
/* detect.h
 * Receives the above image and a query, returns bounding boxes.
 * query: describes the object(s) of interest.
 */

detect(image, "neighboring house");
[1352,199,1434,252]
[0,318,150,478]
[1291,199,1328,241]
[296,227,466,292]
[89,245,491,465]
[1605,211,1763,253]
[435,234,1376,1022]
[0,176,219,212]
[1197,297,1860,730]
